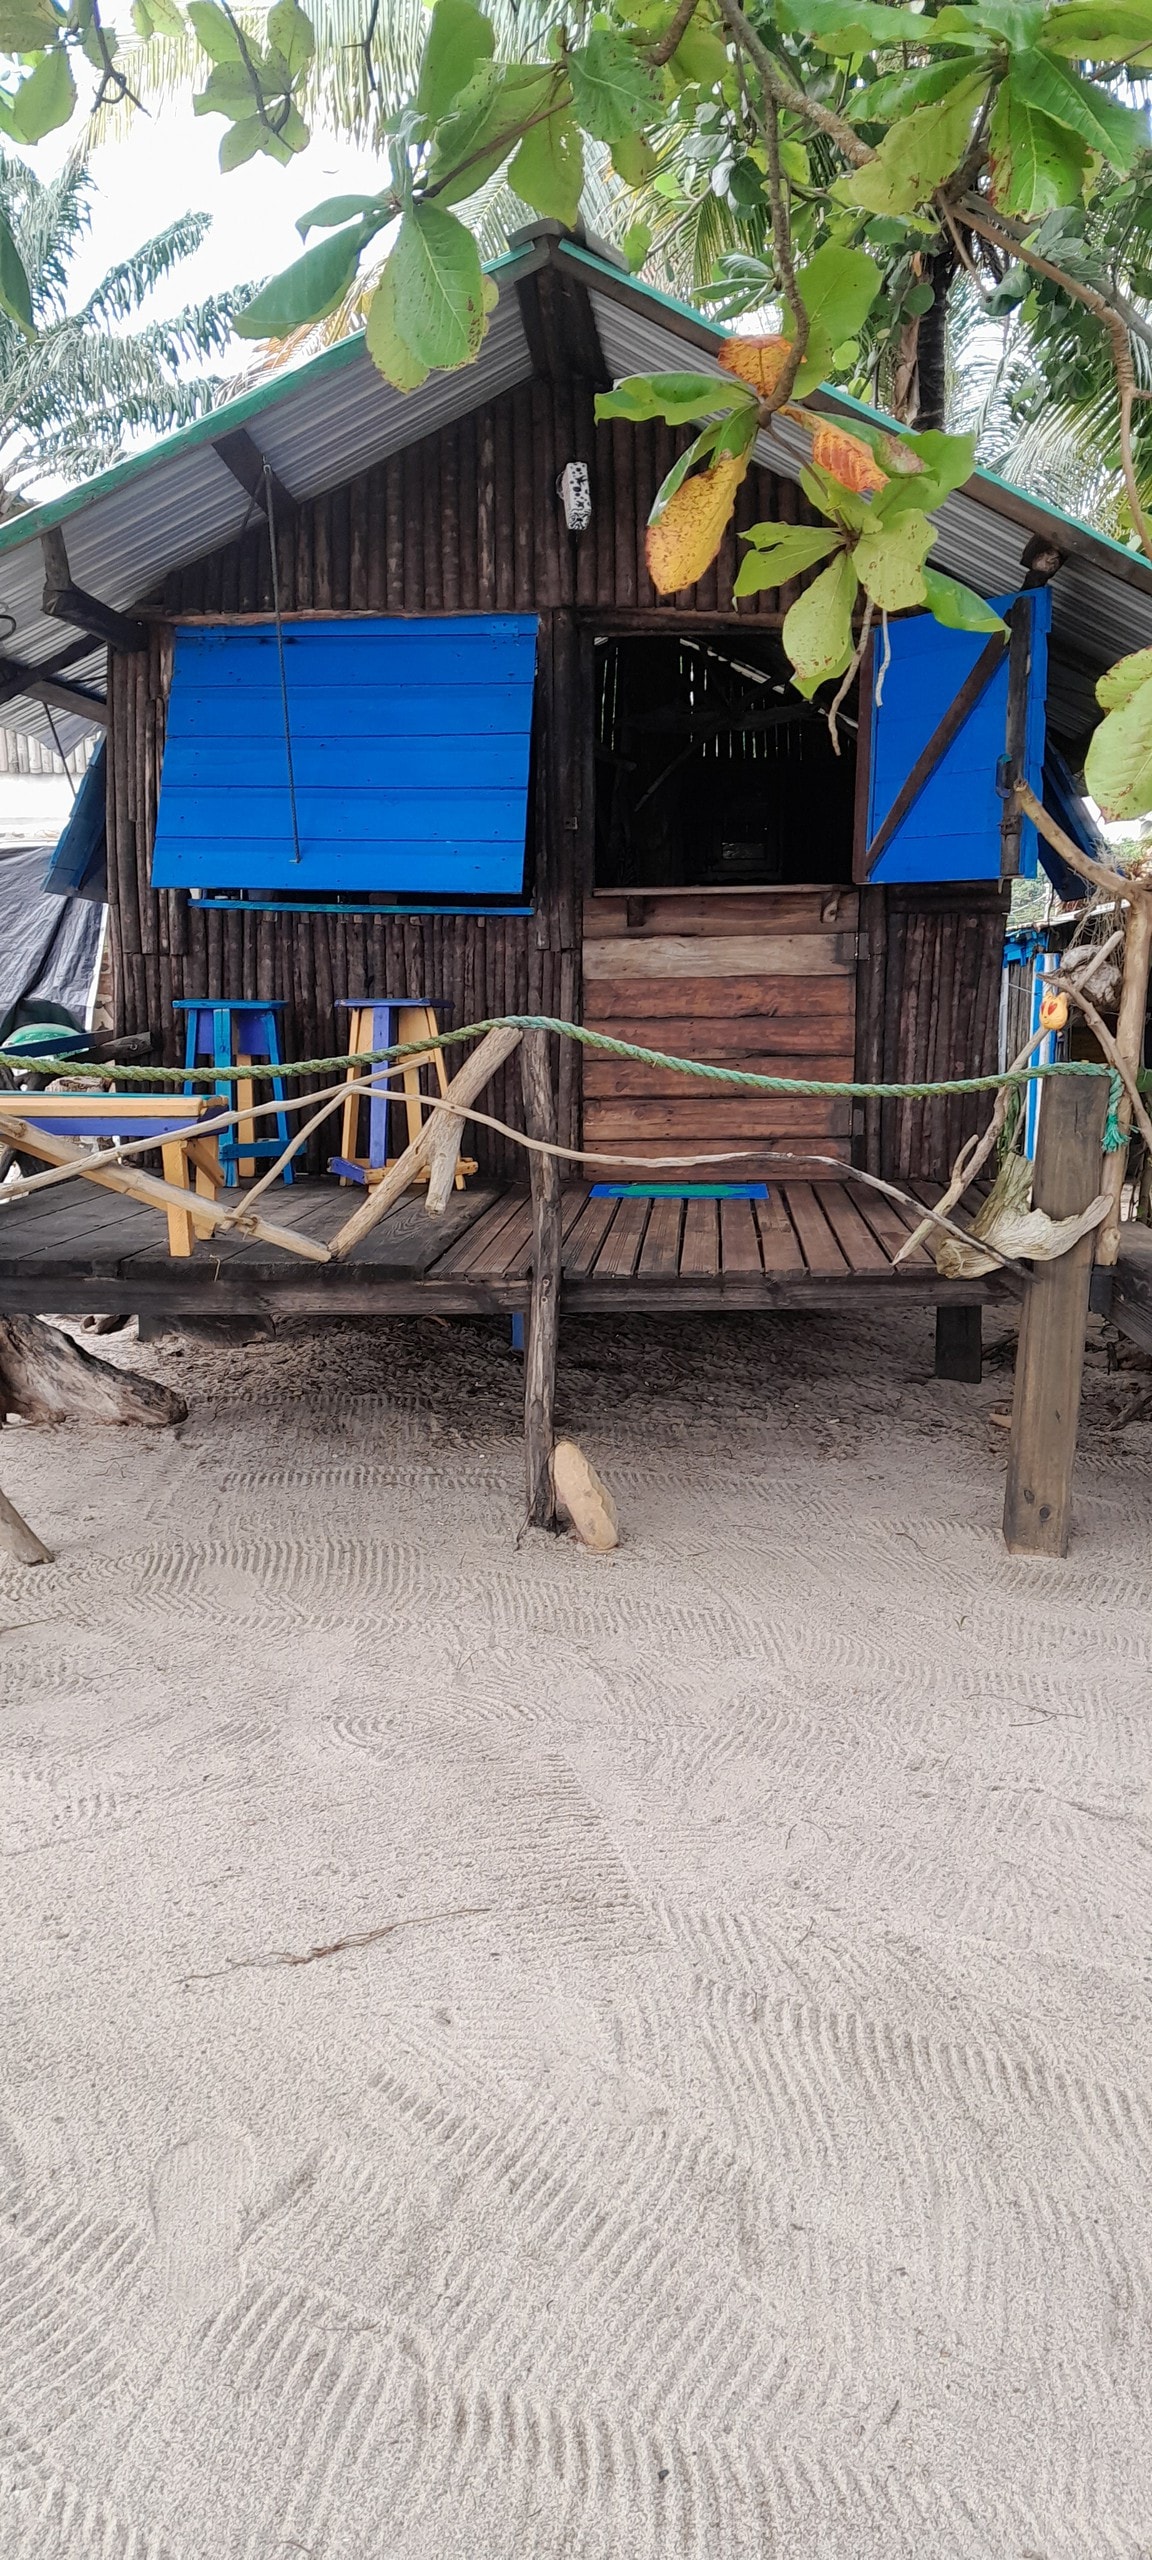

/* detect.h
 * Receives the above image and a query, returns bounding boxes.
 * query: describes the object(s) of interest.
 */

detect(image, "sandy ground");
[2,1299,1152,2559]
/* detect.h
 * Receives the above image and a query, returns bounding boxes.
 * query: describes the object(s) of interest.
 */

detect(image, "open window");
[593,631,858,892]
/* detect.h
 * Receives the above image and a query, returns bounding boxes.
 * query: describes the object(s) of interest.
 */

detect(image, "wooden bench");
[6,1094,223,1257]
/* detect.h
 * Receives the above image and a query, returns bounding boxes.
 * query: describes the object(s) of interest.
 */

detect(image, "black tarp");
[0,841,104,1046]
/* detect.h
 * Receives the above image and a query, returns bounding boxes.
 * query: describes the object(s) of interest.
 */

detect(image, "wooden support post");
[935,1303,982,1382]
[1003,1069,1106,1557]
[520,1026,561,1530]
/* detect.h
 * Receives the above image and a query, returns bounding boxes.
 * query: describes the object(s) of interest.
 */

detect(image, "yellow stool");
[330,998,476,1187]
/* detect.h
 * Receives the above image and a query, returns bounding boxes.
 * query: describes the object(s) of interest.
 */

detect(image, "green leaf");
[895,426,976,505]
[0,0,65,46]
[142,0,185,32]
[1085,676,1152,821]
[799,459,873,532]
[233,221,365,338]
[416,0,493,120]
[839,70,992,213]
[778,136,810,184]
[786,241,880,351]
[783,550,860,692]
[970,0,1045,40]
[921,567,1007,632]
[611,131,658,184]
[595,370,754,425]
[426,61,554,205]
[854,508,934,610]
[8,42,73,140]
[1009,49,1147,171]
[669,17,730,86]
[734,522,842,596]
[569,29,660,145]
[298,192,385,237]
[620,219,652,270]
[987,80,1086,215]
[862,424,978,519]
[218,112,267,168]
[389,200,489,372]
[779,0,964,50]
[510,110,584,227]
[194,58,261,112]
[1042,3,1152,65]
[1097,646,1152,712]
[366,256,430,391]
[0,202,33,339]
[266,0,313,76]
[856,54,992,122]
[187,0,242,62]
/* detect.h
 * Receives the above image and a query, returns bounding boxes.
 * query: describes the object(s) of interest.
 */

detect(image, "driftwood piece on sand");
[0,1315,188,1427]
[0,1477,52,1564]
[551,1441,619,1552]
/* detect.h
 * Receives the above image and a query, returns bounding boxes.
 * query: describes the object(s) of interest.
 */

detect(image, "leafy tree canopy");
[0,0,1149,803]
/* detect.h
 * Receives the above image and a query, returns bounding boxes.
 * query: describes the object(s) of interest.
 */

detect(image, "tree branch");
[716,0,872,167]
[1015,780,1152,905]
[959,195,1152,565]
[649,0,702,69]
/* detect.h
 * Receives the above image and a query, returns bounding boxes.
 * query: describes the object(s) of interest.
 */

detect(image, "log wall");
[105,373,1008,1187]
[856,882,1009,1181]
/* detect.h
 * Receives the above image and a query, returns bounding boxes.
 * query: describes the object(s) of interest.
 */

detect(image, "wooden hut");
[0,222,1147,1357]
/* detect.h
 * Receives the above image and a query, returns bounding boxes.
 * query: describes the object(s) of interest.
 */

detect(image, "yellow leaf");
[718,334,792,400]
[646,450,750,594]
[811,423,888,494]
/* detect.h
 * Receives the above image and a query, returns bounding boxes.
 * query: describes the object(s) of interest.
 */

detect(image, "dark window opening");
[594,631,857,892]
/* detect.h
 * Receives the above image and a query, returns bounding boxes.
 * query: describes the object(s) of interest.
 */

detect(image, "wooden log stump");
[1003,1071,1106,1557]
[520,1027,562,1530]
[0,1316,187,1427]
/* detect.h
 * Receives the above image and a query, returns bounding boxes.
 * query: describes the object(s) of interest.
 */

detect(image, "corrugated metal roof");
[0,256,537,749]
[1,229,1147,751]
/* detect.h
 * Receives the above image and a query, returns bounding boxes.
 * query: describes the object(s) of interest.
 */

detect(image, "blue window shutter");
[866,589,1050,884]
[151,614,539,896]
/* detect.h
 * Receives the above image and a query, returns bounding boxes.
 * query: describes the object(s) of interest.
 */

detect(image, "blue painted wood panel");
[151,615,539,895]
[867,590,1050,883]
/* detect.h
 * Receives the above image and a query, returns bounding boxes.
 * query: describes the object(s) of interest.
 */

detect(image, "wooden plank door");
[582,887,859,1176]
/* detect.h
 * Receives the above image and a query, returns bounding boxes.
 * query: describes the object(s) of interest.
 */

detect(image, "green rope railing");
[0,1016,1128,1149]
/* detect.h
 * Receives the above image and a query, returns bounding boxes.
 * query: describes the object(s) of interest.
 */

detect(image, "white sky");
[28,76,383,328]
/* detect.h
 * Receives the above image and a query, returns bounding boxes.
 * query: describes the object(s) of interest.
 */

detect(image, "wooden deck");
[0,1174,1013,1321]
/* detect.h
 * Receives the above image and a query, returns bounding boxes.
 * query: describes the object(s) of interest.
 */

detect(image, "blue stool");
[174,1000,294,1188]
[330,998,464,1187]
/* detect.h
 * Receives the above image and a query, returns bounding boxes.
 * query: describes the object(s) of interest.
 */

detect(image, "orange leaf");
[718,334,792,400]
[811,424,888,495]
[1039,992,1068,1032]
[646,451,750,596]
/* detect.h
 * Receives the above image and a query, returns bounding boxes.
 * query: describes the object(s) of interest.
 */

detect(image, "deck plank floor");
[0,1172,1017,1320]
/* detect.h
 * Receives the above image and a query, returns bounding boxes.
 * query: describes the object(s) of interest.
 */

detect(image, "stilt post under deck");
[520,1027,562,1529]
[935,1303,982,1382]
[1003,1069,1106,1557]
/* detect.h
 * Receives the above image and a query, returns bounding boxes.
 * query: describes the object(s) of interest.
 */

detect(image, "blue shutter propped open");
[151,614,539,897]
[865,589,1050,883]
